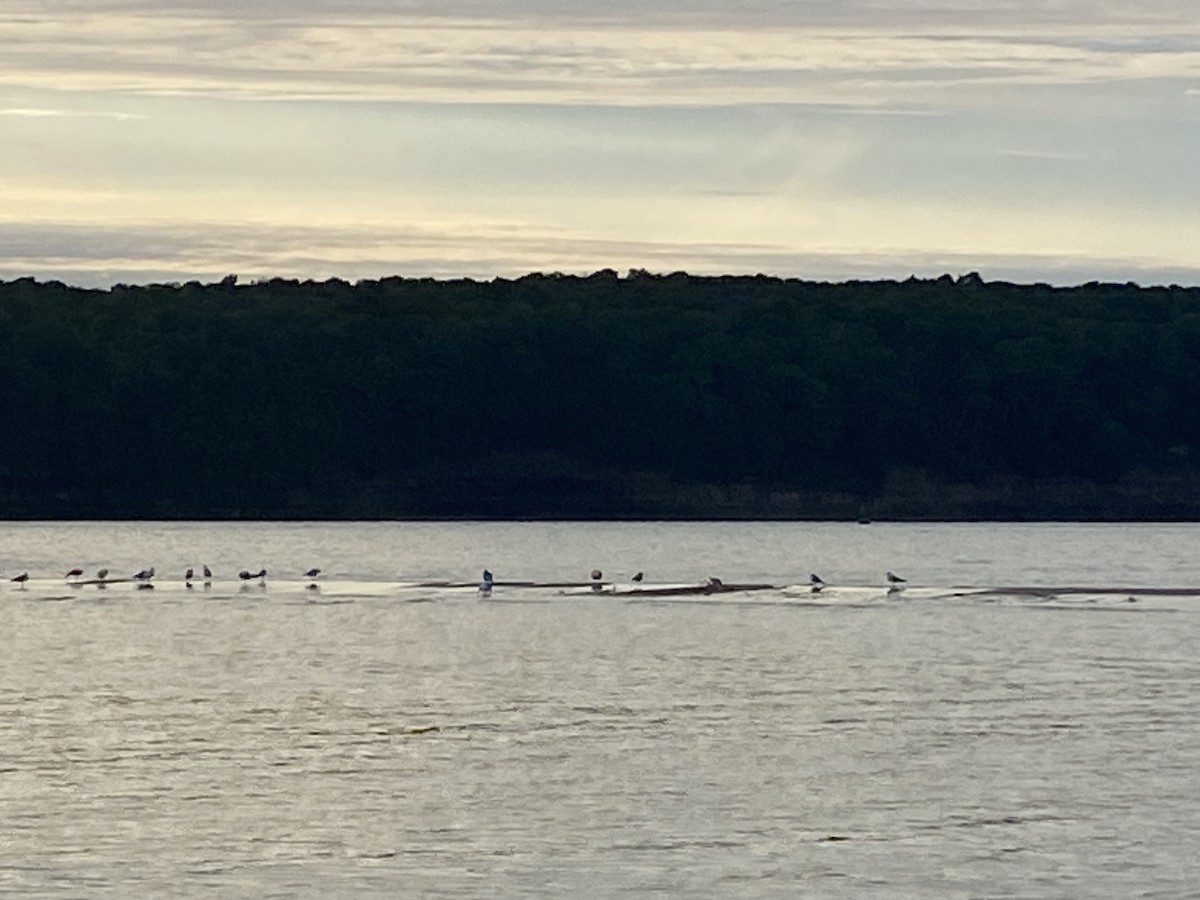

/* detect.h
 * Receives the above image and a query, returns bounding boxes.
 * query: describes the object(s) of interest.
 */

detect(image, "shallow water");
[1,521,1199,897]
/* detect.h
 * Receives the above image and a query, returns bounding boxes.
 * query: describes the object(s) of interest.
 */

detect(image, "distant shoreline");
[3,467,1199,522]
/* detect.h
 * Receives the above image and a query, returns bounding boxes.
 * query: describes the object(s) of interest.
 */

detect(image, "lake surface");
[1,520,1199,897]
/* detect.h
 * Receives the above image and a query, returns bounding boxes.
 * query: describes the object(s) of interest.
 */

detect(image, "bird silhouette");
[632,572,644,582]
[66,568,83,579]
[810,573,825,592]
[305,568,321,579]
[11,572,29,584]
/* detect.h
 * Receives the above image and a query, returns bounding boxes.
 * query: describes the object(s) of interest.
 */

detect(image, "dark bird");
[133,567,155,581]
[66,568,84,579]
[810,573,825,592]
[632,572,644,582]
[886,570,907,587]
[479,569,494,594]
[305,568,321,578]
[97,568,109,580]
[239,569,267,581]
[185,568,194,582]
[203,565,212,580]
[11,572,29,584]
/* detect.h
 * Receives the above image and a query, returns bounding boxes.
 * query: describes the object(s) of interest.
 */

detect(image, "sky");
[3,0,1200,287]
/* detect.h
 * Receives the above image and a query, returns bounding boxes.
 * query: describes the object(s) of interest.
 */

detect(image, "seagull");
[66,568,84,579]
[133,567,155,581]
[810,573,825,592]
[886,571,907,585]
[10,572,29,584]
[304,568,321,579]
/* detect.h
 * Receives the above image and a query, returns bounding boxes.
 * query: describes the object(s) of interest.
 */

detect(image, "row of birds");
[5,566,323,585]
[476,568,909,592]
[7,567,910,591]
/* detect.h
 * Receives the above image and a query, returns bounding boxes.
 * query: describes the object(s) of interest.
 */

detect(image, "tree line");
[2,270,1199,519]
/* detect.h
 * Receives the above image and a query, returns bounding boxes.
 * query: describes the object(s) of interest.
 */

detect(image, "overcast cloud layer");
[3,0,1199,285]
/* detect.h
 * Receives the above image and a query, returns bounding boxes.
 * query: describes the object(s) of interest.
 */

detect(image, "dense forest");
[2,270,1200,520]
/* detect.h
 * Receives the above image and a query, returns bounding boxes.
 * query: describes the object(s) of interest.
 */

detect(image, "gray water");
[2,521,1199,897]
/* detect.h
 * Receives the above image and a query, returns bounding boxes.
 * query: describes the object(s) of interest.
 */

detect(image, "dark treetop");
[3,270,1199,520]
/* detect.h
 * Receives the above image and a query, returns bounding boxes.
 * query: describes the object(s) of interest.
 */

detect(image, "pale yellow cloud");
[3,1,1199,286]
[2,7,1200,107]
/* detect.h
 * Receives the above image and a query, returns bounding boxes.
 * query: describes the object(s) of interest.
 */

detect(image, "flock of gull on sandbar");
[1,566,322,588]
[474,568,910,596]
[0,567,928,599]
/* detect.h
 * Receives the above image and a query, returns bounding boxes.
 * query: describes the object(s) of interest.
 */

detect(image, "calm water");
[1,521,1199,897]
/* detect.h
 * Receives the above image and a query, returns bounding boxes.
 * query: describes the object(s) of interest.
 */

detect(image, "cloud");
[2,218,1197,289]
[0,107,145,119]
[3,2,1200,108]
[996,148,1095,161]
[3,1,1197,286]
